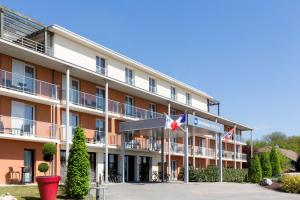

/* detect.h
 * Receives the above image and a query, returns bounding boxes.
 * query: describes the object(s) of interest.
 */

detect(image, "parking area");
[104,182,299,200]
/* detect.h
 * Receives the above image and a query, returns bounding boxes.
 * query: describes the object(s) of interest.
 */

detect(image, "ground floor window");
[23,149,34,183]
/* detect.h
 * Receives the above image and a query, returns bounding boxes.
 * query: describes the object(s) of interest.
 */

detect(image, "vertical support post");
[184,126,189,183]
[44,29,48,53]
[105,80,109,183]
[0,8,3,38]
[65,66,70,162]
[192,131,195,168]
[161,128,165,183]
[121,133,125,183]
[218,132,223,182]
[167,103,171,177]
[234,125,237,169]
[215,119,218,165]
[250,130,253,158]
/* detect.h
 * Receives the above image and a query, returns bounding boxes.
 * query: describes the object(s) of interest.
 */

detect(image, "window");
[96,56,106,75]
[125,68,134,85]
[96,87,105,110]
[11,101,34,136]
[95,119,105,143]
[171,87,176,100]
[186,93,191,105]
[12,59,35,93]
[170,109,177,116]
[148,103,157,119]
[125,96,134,116]
[149,77,156,93]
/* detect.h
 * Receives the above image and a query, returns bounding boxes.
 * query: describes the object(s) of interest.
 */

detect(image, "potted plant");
[36,143,61,200]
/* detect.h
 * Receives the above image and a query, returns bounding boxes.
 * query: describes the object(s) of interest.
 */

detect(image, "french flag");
[165,114,186,132]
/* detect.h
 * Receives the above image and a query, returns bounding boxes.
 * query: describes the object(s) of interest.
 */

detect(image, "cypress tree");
[248,155,262,183]
[269,146,281,176]
[260,152,272,178]
[65,127,90,199]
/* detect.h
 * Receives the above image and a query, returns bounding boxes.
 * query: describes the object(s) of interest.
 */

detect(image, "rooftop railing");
[0,115,58,139]
[0,69,58,100]
[2,30,53,56]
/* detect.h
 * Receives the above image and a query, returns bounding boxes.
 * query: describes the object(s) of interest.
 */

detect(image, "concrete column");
[192,132,195,168]
[218,132,223,182]
[135,156,140,182]
[44,29,48,53]
[161,128,165,182]
[104,80,109,183]
[234,125,237,169]
[184,126,189,183]
[0,8,3,38]
[65,67,70,162]
[250,130,253,158]
[167,103,171,176]
[121,133,125,183]
[215,118,218,165]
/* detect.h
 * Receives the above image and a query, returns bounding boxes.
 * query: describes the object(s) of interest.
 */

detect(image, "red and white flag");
[164,113,186,132]
[223,128,234,141]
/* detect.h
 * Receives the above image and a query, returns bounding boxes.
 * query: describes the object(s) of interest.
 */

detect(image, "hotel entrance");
[125,155,135,182]
[139,156,150,182]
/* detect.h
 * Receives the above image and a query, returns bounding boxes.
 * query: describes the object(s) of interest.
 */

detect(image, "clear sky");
[2,0,299,139]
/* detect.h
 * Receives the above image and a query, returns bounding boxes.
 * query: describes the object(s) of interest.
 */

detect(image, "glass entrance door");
[89,152,96,182]
[24,149,34,183]
[125,96,134,116]
[71,79,79,104]
[96,87,105,110]
[139,156,150,181]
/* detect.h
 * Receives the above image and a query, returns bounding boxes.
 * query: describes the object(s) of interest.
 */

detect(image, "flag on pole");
[164,113,186,132]
[223,128,234,141]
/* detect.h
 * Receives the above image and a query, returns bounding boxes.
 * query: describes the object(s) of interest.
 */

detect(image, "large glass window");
[125,68,134,85]
[125,96,134,116]
[149,77,156,93]
[96,56,106,75]
[95,119,105,143]
[186,93,191,106]
[171,87,176,100]
[96,87,105,110]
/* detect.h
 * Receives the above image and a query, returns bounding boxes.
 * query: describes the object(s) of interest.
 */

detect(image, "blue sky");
[2,0,300,139]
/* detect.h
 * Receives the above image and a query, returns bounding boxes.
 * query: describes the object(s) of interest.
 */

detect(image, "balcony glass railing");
[0,69,58,100]
[0,115,58,139]
[123,104,163,119]
[96,65,107,75]
[125,139,161,151]
[193,146,215,157]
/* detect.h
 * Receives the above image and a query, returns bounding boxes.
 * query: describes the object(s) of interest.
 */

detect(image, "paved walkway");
[102,182,299,200]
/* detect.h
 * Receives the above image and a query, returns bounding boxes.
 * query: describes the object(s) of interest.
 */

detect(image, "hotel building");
[0,6,252,184]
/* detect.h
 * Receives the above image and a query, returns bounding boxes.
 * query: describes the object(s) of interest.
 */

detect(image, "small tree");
[260,152,272,178]
[65,127,90,199]
[248,155,262,183]
[296,155,300,172]
[38,143,57,176]
[270,146,281,176]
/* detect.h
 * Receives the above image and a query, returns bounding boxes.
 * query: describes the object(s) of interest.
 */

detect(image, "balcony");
[236,153,247,161]
[60,126,105,145]
[0,115,58,141]
[193,146,215,157]
[125,139,161,152]
[170,143,184,154]
[0,69,58,101]
[63,89,163,120]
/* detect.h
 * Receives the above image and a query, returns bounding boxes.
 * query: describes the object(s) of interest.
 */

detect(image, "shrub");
[296,156,300,172]
[65,127,90,199]
[42,143,57,162]
[260,152,272,178]
[282,174,300,194]
[178,166,247,182]
[270,146,282,176]
[248,155,262,183]
[38,162,49,176]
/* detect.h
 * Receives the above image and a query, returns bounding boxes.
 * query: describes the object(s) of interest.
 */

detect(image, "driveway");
[102,182,299,200]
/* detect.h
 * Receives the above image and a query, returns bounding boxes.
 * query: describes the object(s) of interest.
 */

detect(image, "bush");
[270,146,282,176]
[65,127,90,199]
[42,143,57,162]
[38,162,49,176]
[260,152,272,178]
[248,155,262,183]
[282,174,300,193]
[296,156,300,172]
[178,166,247,182]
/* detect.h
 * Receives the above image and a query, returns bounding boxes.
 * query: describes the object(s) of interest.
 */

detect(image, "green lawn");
[0,186,94,200]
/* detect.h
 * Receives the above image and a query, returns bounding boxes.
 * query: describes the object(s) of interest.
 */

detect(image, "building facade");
[0,6,252,184]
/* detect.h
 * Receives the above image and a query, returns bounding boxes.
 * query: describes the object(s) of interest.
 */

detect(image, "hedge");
[282,174,300,194]
[178,166,248,183]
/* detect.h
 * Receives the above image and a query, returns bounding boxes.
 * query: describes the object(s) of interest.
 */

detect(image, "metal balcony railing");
[0,115,58,139]
[0,69,58,100]
[125,139,161,152]
[123,104,163,120]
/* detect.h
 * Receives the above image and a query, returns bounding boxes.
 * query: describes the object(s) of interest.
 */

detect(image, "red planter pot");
[36,176,61,200]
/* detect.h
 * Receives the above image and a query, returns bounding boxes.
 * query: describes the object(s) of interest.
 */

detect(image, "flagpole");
[184,111,189,183]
